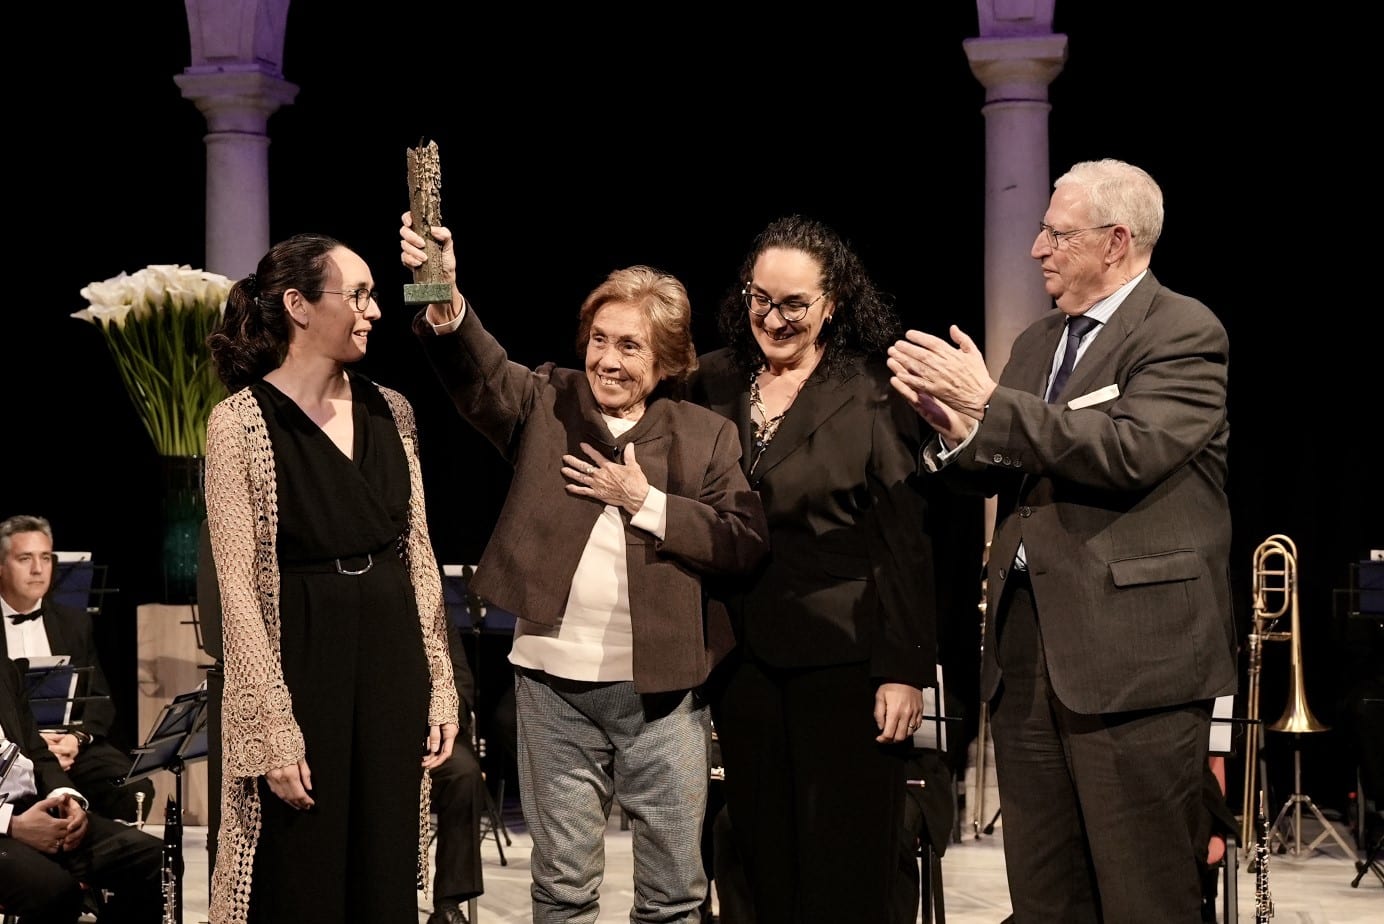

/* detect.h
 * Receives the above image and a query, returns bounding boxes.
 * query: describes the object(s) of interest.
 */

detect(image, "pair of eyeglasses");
[319,288,380,313]
[1038,222,1116,249]
[742,288,824,323]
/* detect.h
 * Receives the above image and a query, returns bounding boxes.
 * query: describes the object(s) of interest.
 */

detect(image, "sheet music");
[24,655,70,669]
[1209,693,1234,755]
[910,664,947,752]
[53,550,92,563]
[23,656,79,729]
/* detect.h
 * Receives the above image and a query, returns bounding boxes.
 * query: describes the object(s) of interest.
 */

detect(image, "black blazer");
[0,598,116,740]
[0,656,78,807]
[690,349,939,688]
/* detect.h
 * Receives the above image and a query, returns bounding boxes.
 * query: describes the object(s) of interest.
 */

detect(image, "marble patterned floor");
[172,805,1382,923]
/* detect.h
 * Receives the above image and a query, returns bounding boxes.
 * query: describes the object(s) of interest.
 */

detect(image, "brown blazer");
[414,306,769,694]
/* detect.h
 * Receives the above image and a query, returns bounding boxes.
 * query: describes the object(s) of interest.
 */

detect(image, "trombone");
[1240,533,1329,847]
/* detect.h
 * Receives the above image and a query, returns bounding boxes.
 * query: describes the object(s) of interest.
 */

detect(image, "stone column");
[966,2,1066,541]
[962,3,1065,827]
[174,0,298,279]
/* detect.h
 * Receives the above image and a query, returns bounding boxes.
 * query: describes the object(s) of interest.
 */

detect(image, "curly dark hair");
[207,233,343,393]
[715,215,901,376]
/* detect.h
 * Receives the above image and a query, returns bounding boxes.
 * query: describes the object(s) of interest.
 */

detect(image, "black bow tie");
[6,609,42,624]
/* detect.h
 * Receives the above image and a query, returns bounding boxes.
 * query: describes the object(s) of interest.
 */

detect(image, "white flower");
[73,264,235,456]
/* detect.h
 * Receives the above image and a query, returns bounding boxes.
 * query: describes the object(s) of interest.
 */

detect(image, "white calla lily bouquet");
[73,264,234,457]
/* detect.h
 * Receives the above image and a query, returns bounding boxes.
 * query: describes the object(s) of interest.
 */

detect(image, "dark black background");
[5,4,1378,819]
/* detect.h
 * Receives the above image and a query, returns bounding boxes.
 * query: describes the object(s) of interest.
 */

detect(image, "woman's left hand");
[874,682,926,744]
[422,722,458,770]
[562,442,650,515]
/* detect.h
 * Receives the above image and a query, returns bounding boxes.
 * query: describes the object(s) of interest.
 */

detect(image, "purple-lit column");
[961,2,1065,836]
[174,0,298,279]
[965,4,1066,539]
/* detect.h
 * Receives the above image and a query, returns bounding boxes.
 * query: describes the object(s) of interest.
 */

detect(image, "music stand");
[441,564,515,862]
[1206,694,1245,923]
[125,686,209,924]
[907,664,962,924]
[20,660,100,731]
[52,552,118,617]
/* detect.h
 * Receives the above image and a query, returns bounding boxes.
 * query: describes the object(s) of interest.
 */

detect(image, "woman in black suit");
[689,215,940,924]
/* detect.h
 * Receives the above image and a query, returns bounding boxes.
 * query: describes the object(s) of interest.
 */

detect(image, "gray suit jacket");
[934,271,1237,714]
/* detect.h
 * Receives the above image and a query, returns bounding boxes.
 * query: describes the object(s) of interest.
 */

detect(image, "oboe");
[161,794,183,924]
[1254,781,1274,922]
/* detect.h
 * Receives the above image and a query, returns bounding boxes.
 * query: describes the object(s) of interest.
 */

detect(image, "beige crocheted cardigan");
[204,383,458,924]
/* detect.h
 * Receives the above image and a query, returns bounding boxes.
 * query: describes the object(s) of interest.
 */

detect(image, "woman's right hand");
[400,211,462,326]
[399,211,457,283]
[266,757,315,811]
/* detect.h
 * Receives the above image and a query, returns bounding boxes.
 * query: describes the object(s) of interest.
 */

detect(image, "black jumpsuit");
[246,375,431,924]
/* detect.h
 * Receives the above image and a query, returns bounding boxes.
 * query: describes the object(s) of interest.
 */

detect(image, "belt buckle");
[335,553,373,576]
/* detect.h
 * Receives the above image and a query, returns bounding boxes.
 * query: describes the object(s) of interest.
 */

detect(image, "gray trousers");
[515,668,710,924]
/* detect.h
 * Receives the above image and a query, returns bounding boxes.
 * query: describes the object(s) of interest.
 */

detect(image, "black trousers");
[709,652,908,924]
[989,574,1210,924]
[429,735,485,905]
[0,811,163,922]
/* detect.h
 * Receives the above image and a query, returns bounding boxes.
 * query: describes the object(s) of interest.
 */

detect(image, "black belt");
[280,541,399,576]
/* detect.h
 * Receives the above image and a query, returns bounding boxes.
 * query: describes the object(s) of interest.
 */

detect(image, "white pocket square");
[1068,383,1120,409]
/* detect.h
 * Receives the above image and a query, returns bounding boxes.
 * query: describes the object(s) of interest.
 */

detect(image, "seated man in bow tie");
[0,515,154,824]
[0,654,163,921]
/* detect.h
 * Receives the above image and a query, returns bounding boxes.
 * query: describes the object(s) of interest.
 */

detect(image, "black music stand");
[51,555,118,617]
[907,665,962,924]
[124,686,209,924]
[20,661,100,731]
[442,564,514,862]
[1206,694,1247,924]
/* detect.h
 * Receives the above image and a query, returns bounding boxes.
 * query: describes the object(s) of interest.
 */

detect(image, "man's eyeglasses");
[319,288,380,313]
[1038,222,1116,249]
[742,288,824,323]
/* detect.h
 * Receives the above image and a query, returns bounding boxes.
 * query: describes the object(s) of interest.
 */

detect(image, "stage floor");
[171,800,1381,923]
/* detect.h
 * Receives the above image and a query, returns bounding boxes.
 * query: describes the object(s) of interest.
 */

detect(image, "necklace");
[748,369,805,474]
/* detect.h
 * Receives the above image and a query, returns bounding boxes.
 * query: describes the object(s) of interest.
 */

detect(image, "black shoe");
[426,903,470,924]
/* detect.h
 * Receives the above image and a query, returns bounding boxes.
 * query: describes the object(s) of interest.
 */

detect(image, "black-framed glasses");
[742,288,825,323]
[318,288,379,313]
[1038,222,1116,249]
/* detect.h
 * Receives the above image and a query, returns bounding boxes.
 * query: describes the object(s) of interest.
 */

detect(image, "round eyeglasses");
[318,287,380,313]
[742,288,824,323]
[1038,222,1116,250]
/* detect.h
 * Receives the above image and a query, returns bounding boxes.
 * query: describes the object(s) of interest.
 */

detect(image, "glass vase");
[160,455,206,605]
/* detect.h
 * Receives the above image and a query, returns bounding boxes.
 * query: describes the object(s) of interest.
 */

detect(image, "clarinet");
[162,794,183,924]
[1254,782,1274,922]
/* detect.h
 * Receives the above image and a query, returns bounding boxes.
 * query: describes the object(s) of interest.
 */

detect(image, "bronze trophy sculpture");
[404,140,452,307]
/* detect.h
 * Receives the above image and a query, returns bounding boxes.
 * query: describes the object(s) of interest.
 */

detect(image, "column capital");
[183,0,290,74]
[173,70,299,134]
[975,0,1055,37]
[964,34,1068,103]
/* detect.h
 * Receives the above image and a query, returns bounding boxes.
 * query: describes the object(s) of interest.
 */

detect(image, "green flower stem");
[97,300,226,457]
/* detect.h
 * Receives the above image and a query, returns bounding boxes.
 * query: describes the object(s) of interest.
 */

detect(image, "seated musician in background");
[0,515,155,824]
[426,619,486,924]
[0,655,163,921]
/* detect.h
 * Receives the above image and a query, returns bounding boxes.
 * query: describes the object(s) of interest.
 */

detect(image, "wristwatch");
[71,730,92,748]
